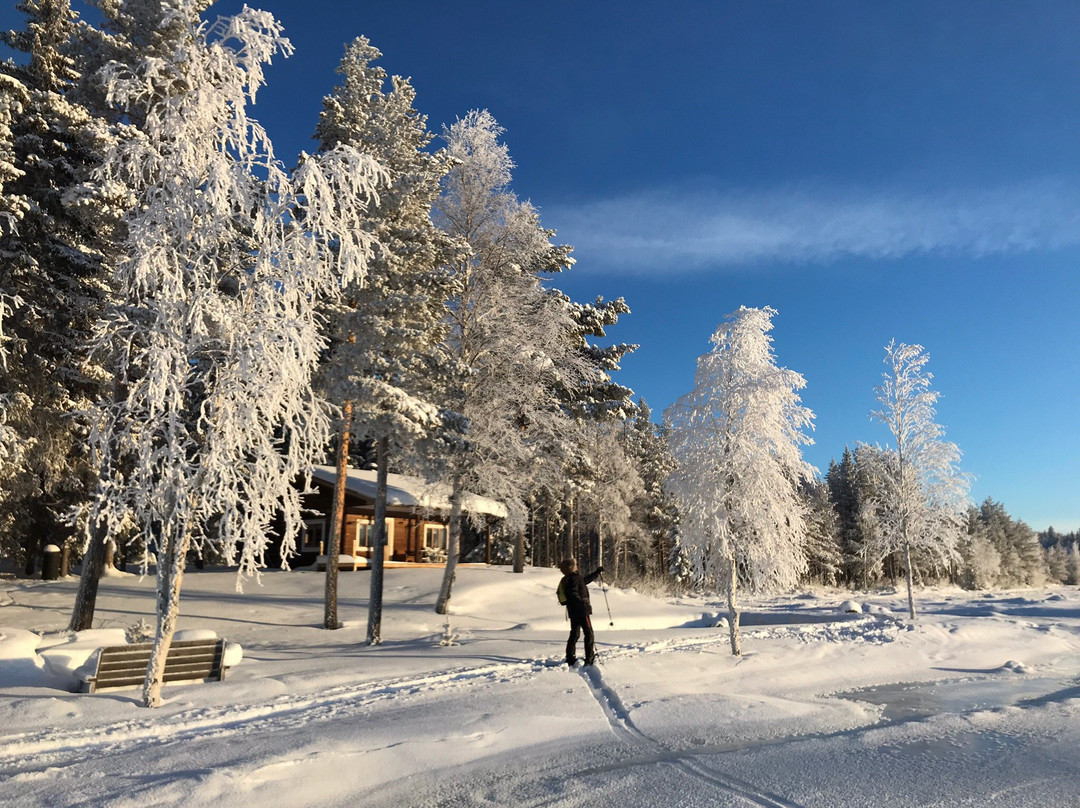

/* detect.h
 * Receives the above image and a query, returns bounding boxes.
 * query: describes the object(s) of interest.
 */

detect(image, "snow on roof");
[309,466,509,519]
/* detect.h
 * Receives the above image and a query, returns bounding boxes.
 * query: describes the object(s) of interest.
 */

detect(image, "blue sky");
[4,2,1078,531]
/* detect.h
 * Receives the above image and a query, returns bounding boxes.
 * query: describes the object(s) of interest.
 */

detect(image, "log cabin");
[285,466,508,569]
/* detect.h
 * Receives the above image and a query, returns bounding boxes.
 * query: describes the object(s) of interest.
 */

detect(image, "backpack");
[556,579,567,606]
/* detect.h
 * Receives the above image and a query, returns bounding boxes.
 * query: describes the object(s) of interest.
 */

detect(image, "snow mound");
[224,642,244,668]
[1001,660,1031,674]
[175,630,244,667]
[39,629,128,689]
[681,611,728,628]
[839,600,863,614]
[175,629,219,642]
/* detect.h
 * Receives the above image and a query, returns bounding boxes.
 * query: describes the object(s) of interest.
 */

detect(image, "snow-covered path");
[3,567,1080,806]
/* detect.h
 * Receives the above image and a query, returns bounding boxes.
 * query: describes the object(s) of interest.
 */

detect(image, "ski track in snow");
[577,664,806,808]
[0,617,897,783]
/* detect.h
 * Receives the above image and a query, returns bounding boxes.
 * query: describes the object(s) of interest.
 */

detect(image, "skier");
[557,558,603,667]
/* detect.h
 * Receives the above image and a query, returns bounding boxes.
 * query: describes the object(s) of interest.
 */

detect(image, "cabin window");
[300,519,326,553]
[355,519,375,548]
[423,524,449,552]
[355,517,394,548]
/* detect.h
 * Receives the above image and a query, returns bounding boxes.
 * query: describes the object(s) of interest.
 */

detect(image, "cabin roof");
[309,466,509,519]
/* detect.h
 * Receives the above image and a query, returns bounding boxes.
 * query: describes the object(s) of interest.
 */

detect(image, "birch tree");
[869,341,970,620]
[87,1,382,706]
[432,110,589,615]
[664,306,815,656]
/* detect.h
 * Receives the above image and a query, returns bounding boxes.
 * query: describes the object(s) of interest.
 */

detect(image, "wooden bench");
[82,638,228,694]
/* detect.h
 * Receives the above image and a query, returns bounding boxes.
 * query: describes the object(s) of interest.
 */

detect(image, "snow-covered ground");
[2,566,1079,807]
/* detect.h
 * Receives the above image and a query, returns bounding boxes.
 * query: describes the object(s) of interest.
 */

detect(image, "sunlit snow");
[2,567,1080,806]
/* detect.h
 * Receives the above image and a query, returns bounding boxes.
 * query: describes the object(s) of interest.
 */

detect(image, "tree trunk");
[367,435,389,645]
[142,527,191,708]
[544,512,551,567]
[69,516,108,632]
[513,529,524,573]
[903,538,917,620]
[435,472,463,615]
[726,554,742,657]
[324,400,352,630]
[23,535,38,577]
[565,500,575,560]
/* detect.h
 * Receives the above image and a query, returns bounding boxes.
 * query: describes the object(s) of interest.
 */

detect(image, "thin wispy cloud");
[546,181,1080,273]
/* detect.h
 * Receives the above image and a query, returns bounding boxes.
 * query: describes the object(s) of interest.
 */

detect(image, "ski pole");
[599,571,614,626]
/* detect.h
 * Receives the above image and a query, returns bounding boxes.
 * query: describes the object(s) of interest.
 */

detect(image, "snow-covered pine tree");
[959,504,1001,589]
[0,69,28,525]
[800,477,843,586]
[972,499,1046,588]
[0,0,117,577]
[86,1,382,707]
[870,341,970,619]
[622,399,678,579]
[559,295,636,422]
[664,306,815,656]
[536,294,640,576]
[826,447,862,586]
[1067,543,1080,587]
[431,110,589,614]
[313,37,456,642]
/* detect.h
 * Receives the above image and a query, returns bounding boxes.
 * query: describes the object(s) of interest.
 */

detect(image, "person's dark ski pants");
[567,610,595,665]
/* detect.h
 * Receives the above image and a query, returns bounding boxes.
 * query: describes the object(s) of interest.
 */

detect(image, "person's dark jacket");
[560,568,601,616]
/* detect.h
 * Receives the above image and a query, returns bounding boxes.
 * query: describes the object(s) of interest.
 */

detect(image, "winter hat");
[558,558,577,574]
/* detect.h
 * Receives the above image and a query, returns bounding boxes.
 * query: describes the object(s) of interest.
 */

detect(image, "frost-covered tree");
[959,505,1001,589]
[0,69,29,534]
[664,306,815,656]
[85,2,381,706]
[622,399,678,579]
[968,499,1046,588]
[534,294,639,574]
[869,341,970,619]
[431,110,588,614]
[826,447,862,585]
[313,37,455,642]
[573,420,646,577]
[0,0,118,575]
[1067,544,1080,587]
[800,478,843,586]
[559,295,636,422]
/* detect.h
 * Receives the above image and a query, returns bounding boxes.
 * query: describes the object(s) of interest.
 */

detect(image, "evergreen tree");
[543,295,640,572]
[801,477,843,586]
[976,499,1047,588]
[826,447,863,586]
[313,37,456,643]
[958,505,1001,589]
[664,306,815,656]
[1067,543,1080,586]
[1044,540,1067,585]
[622,399,678,579]
[0,0,117,574]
